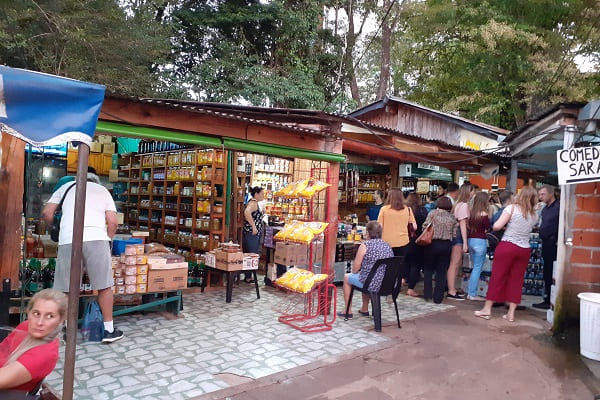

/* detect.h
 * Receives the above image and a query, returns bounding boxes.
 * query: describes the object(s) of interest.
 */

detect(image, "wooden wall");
[0,132,25,289]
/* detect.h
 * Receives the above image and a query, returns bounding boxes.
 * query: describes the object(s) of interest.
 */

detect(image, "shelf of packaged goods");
[164,194,179,197]
[358,187,382,191]
[254,169,292,175]
[178,209,194,214]
[177,225,193,230]
[165,179,196,182]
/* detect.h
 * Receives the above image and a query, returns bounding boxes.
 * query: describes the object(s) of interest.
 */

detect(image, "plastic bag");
[81,300,104,342]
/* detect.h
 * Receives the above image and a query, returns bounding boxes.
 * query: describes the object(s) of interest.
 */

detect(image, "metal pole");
[507,159,518,193]
[62,143,89,400]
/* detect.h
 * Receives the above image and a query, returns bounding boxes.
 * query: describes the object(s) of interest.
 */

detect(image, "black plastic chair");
[343,256,405,332]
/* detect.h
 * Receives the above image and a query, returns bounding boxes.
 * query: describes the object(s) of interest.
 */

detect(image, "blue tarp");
[0,65,105,146]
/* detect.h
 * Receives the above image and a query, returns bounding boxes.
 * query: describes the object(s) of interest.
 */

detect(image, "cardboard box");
[312,241,323,264]
[97,135,113,144]
[109,169,119,182]
[242,253,259,270]
[204,251,216,268]
[266,263,278,282]
[274,242,297,265]
[102,143,116,154]
[215,250,243,263]
[147,268,187,292]
[295,244,308,265]
[90,142,102,153]
[41,238,58,258]
[215,260,243,271]
[147,261,188,270]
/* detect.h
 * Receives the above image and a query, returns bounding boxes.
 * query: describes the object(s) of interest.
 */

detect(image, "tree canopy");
[386,0,600,129]
[0,0,597,128]
[0,0,170,96]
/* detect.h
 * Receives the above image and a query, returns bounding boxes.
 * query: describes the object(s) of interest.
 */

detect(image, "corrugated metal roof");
[103,93,509,160]
[509,102,586,136]
[350,95,510,137]
[104,94,340,138]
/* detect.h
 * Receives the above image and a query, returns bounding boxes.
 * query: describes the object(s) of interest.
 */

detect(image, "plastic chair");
[344,256,405,332]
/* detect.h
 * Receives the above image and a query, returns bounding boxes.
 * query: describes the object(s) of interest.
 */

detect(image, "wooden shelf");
[125,149,230,255]
[254,169,292,175]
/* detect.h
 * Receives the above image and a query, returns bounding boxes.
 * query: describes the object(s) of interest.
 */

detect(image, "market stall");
[0,65,105,400]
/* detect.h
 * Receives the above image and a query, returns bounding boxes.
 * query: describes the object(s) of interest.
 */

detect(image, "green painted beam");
[223,138,345,163]
[96,121,222,148]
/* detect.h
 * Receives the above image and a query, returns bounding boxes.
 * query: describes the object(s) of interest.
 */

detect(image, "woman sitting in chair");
[338,221,393,319]
[0,288,67,392]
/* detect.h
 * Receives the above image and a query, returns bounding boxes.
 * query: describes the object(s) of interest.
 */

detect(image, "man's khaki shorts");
[54,241,113,291]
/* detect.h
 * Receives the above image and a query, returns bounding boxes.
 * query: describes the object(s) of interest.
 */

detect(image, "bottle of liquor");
[83,271,93,295]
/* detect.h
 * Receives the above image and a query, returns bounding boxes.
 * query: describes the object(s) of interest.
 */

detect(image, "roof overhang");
[506,102,600,180]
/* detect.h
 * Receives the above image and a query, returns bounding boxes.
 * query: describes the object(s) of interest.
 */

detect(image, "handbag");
[50,183,76,242]
[407,207,416,240]
[415,224,434,246]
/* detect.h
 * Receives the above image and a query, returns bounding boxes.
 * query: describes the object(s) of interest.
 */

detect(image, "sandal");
[407,289,419,297]
[502,314,515,323]
[474,310,491,320]
[244,278,255,284]
[358,310,369,317]
[337,311,353,320]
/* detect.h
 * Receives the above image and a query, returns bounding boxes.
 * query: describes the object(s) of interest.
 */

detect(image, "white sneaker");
[467,295,486,301]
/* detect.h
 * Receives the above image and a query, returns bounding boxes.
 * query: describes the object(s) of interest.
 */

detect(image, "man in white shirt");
[42,173,122,343]
[446,182,459,206]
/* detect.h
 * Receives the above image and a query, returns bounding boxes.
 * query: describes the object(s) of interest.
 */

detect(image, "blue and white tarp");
[0,65,105,146]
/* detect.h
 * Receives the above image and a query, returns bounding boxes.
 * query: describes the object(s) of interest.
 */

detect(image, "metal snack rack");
[273,165,337,332]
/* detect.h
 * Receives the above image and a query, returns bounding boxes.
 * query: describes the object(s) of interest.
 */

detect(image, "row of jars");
[167,150,196,166]
[140,150,224,168]
[265,202,309,216]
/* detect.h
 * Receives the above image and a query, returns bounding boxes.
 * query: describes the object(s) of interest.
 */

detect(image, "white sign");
[557,146,600,185]
[417,163,440,171]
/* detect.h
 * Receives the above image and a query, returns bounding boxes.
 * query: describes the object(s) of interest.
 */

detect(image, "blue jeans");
[467,238,488,297]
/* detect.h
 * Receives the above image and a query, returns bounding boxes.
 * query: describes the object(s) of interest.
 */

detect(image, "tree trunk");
[0,132,25,289]
[343,2,361,105]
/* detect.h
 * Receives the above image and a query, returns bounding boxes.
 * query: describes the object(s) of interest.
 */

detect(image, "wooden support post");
[0,132,25,289]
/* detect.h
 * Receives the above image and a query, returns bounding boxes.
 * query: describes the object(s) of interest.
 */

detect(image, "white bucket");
[577,292,600,361]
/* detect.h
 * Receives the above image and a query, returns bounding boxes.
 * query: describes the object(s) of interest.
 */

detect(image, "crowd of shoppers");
[348,181,554,323]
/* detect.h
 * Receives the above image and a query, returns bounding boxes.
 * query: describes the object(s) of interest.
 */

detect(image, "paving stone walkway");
[46,283,452,399]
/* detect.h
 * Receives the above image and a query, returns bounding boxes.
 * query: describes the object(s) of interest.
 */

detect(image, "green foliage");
[386,0,599,130]
[165,0,347,109]
[0,0,170,96]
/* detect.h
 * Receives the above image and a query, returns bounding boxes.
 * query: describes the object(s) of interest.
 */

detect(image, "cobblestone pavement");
[46,283,452,399]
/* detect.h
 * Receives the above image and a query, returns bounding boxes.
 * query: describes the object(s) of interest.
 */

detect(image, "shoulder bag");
[416,211,435,246]
[50,183,76,242]
[407,207,416,240]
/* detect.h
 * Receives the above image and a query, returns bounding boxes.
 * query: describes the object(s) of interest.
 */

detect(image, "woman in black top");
[405,193,428,297]
[242,186,265,283]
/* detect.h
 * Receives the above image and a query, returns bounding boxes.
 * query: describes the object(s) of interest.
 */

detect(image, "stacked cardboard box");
[214,250,243,271]
[274,242,309,266]
[112,244,148,294]
[146,254,188,291]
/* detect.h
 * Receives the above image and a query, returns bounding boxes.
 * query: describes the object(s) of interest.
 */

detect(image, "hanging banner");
[557,145,600,185]
[0,66,105,146]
